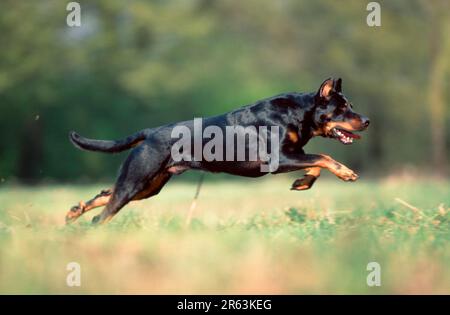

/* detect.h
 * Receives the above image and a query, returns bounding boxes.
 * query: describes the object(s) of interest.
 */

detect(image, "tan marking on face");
[324,120,360,135]
[312,129,323,136]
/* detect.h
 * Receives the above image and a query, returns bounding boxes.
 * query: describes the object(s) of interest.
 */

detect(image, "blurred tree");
[422,0,450,176]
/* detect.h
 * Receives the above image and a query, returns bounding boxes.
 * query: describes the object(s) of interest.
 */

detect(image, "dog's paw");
[290,175,317,191]
[336,166,358,181]
[291,183,311,191]
[65,203,85,224]
[65,210,81,224]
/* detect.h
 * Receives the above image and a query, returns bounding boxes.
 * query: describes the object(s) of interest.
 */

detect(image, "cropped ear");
[334,78,342,93]
[317,78,335,101]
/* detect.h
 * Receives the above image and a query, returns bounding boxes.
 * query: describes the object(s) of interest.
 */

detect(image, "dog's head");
[312,78,369,144]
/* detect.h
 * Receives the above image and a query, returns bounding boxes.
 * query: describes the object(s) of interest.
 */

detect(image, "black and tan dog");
[67,78,369,224]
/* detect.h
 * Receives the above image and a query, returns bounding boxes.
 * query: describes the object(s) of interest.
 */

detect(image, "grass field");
[0,175,449,294]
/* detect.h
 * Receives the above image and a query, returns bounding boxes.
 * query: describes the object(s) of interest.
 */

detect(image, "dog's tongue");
[341,129,361,139]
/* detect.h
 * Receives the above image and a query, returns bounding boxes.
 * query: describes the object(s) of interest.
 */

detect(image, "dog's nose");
[363,119,370,128]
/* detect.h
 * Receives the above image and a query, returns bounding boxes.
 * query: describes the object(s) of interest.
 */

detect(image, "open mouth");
[332,128,361,144]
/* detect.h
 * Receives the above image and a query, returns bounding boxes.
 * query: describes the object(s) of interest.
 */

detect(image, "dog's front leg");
[319,155,359,181]
[291,167,321,190]
[276,154,358,186]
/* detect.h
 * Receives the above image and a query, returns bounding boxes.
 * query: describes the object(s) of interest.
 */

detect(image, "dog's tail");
[69,130,147,153]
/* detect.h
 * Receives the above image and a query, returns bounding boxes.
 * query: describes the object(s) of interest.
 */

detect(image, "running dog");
[66,78,369,224]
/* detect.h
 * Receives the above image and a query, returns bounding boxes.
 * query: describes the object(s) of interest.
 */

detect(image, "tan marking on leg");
[287,131,299,143]
[305,167,321,177]
[167,165,188,174]
[133,173,168,201]
[317,154,358,181]
[66,189,113,224]
[92,173,172,225]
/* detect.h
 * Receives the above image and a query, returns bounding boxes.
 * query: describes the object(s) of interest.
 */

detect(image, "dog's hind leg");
[291,167,321,191]
[92,174,171,225]
[91,143,171,225]
[132,172,172,201]
[66,189,113,223]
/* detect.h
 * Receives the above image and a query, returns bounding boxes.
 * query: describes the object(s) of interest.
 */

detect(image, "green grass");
[0,176,449,294]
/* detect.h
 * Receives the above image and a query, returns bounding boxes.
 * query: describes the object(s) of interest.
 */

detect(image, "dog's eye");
[320,114,330,121]
[340,102,352,110]
[338,103,347,110]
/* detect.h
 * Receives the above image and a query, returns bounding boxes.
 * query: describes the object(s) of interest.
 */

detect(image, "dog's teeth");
[341,136,352,144]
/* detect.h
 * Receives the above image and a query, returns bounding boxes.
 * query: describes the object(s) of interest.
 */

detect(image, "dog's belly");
[199,160,267,178]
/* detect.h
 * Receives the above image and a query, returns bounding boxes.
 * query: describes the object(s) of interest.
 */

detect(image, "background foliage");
[0,0,449,182]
